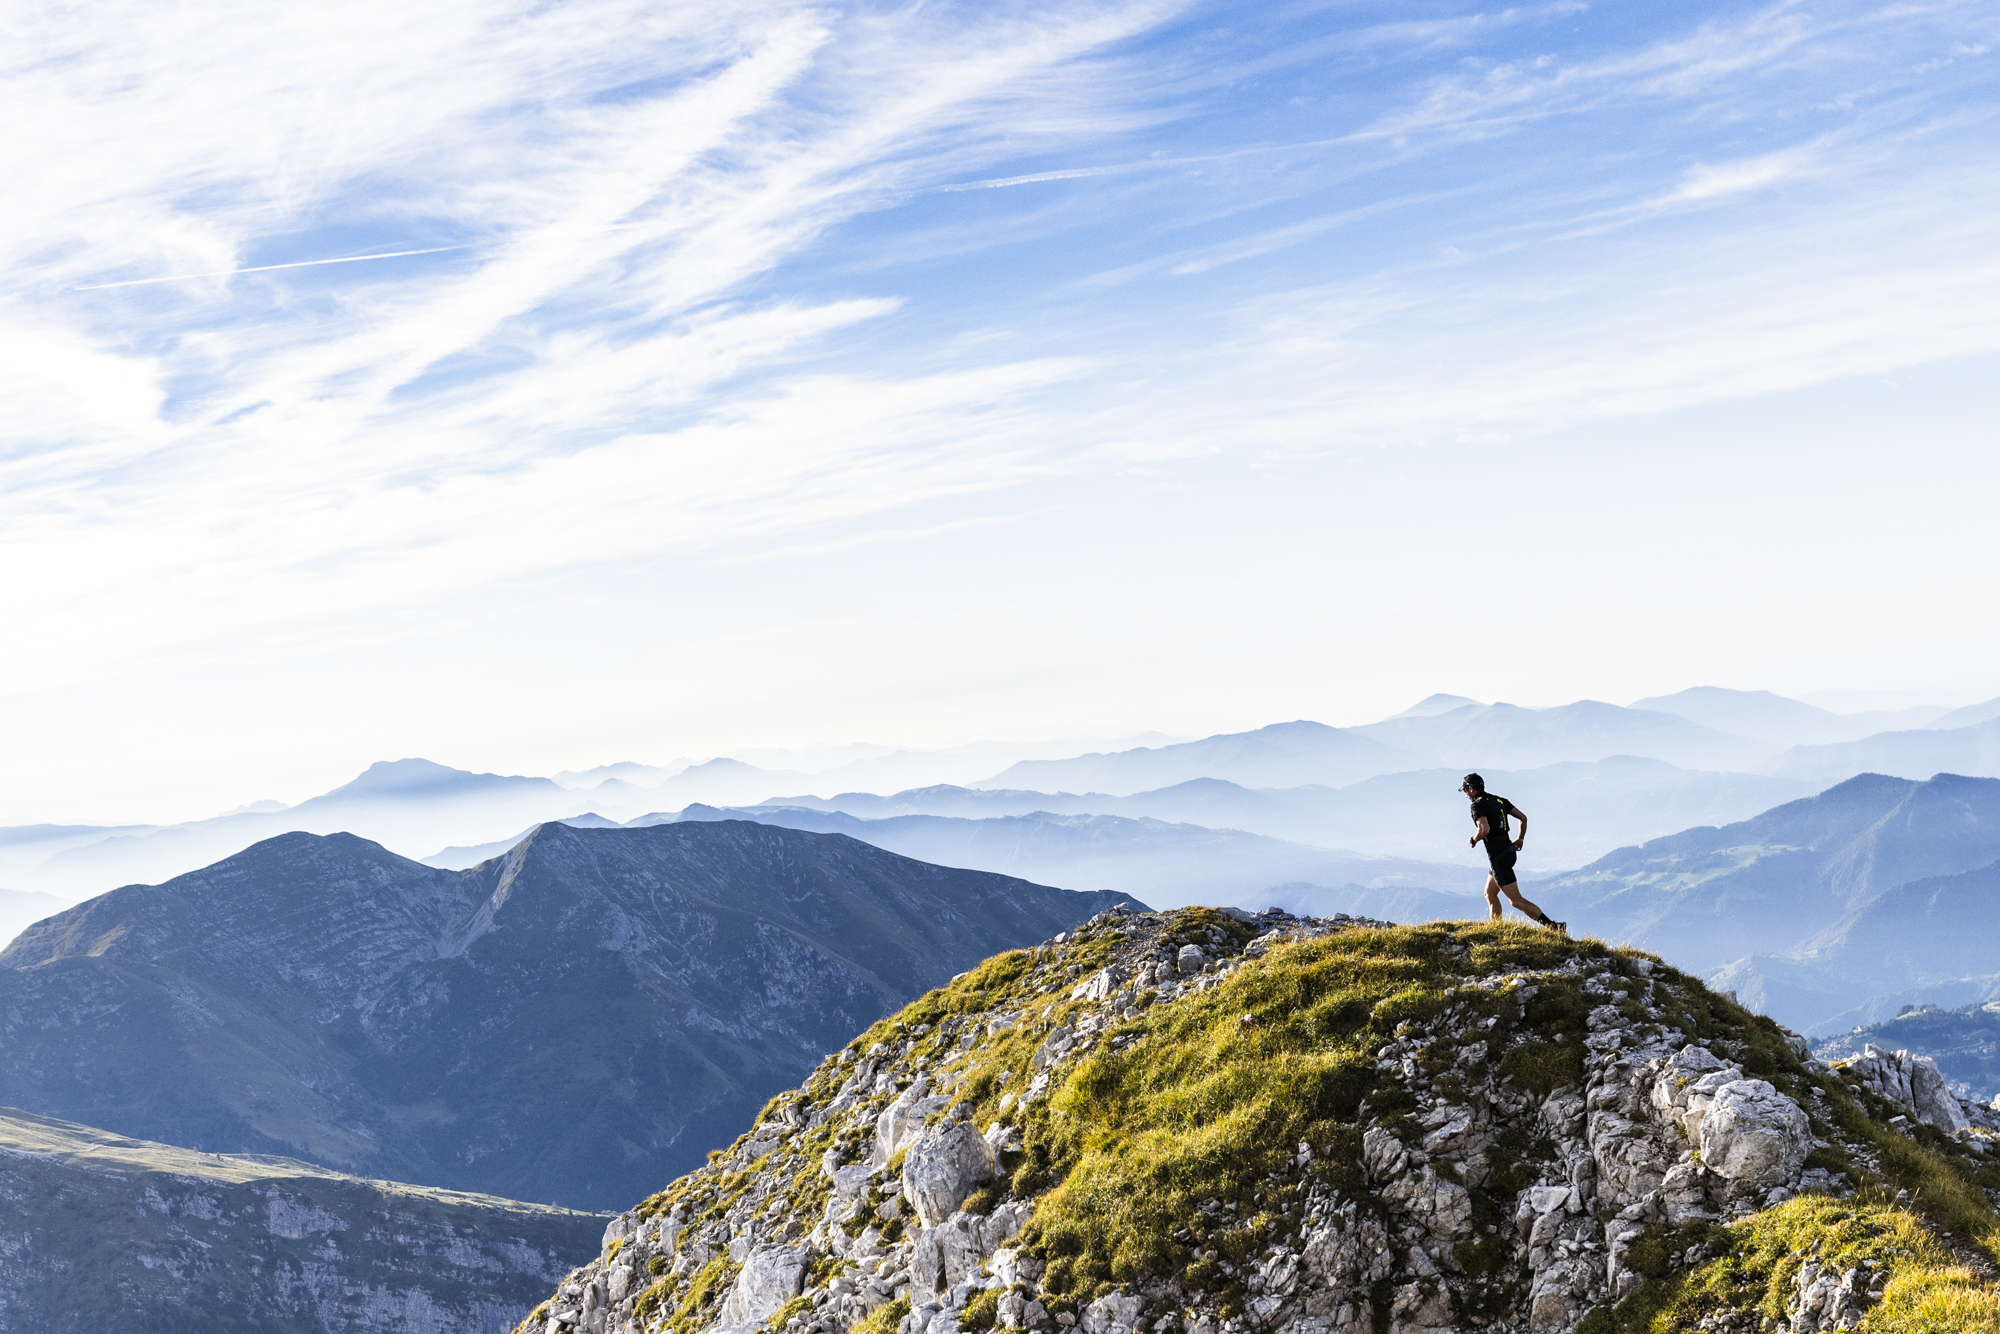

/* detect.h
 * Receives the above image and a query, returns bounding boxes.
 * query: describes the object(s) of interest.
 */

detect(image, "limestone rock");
[1698,1079,1811,1189]
[876,1078,951,1165]
[721,1245,808,1326]
[1842,1045,1973,1133]
[1787,1258,1872,1332]
[1080,1292,1142,1334]
[904,1123,995,1227]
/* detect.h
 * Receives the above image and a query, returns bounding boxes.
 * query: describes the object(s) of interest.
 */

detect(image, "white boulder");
[1698,1079,1811,1188]
[875,1078,951,1166]
[903,1123,996,1227]
[718,1245,807,1326]
[1908,1055,1971,1134]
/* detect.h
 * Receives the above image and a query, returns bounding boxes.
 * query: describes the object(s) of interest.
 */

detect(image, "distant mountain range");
[0,1106,600,1334]
[13,759,570,896]
[1530,772,2000,1033]
[1353,699,1771,772]
[0,822,1131,1210]
[7,684,1997,911]
[1631,686,1957,746]
[975,720,1426,795]
[430,806,1469,910]
[417,768,2000,1036]
[970,699,1818,794]
[748,755,1810,872]
[974,691,2000,798]
[1768,715,2000,787]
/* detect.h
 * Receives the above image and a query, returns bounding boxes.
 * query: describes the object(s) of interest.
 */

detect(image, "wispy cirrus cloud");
[6,0,2000,820]
[0,0,1184,672]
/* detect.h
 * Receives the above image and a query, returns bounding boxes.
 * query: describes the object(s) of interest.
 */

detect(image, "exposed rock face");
[721,1247,809,1327]
[903,1123,995,1228]
[1783,1257,1872,1333]
[518,905,2000,1334]
[1698,1081,1812,1188]
[1840,1044,1974,1133]
[0,1106,599,1334]
[1814,1001,2000,1103]
[0,823,1133,1210]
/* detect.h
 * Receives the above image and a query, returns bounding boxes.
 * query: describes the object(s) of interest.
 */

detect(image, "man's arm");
[1509,804,1527,852]
[1471,816,1491,847]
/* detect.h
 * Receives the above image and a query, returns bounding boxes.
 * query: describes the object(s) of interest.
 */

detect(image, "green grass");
[999,922,1569,1300]
[1577,1194,2000,1334]
[959,1287,1002,1331]
[852,1297,909,1334]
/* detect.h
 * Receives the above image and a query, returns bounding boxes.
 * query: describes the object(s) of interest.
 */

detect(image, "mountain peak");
[528,909,2000,1334]
[1388,692,1483,719]
[0,821,1134,1209]
[311,757,561,805]
[321,758,486,797]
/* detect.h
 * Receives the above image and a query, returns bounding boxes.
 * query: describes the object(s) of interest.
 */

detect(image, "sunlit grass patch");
[1579,1194,2000,1333]
[1010,922,1578,1300]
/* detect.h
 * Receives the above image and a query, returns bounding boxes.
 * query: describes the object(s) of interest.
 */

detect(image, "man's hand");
[1512,838,1525,852]
[1469,835,1478,847]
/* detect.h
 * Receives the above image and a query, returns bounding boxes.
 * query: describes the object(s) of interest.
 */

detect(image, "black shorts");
[1486,843,1518,887]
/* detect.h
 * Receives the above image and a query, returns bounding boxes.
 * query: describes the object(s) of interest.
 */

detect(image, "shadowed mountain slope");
[1530,773,2000,1030]
[0,1106,601,1334]
[0,822,1133,1211]
[0,887,72,950]
[1708,857,2000,1033]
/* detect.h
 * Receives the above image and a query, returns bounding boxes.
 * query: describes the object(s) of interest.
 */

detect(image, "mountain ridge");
[0,822,1135,1209]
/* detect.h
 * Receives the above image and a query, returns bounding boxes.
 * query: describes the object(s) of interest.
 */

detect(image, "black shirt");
[1470,794,1516,843]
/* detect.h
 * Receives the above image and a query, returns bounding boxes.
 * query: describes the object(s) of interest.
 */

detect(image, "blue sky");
[6,0,1999,821]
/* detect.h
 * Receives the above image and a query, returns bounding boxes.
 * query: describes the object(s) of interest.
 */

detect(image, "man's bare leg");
[1484,875,1505,921]
[1498,882,1548,921]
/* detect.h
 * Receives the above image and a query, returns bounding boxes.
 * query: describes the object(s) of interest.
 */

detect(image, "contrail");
[929,132,1375,195]
[70,244,474,292]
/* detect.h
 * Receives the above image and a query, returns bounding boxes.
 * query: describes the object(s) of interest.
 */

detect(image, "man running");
[1461,773,1564,933]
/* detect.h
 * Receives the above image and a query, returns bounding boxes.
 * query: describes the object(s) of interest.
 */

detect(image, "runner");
[1461,773,1564,933]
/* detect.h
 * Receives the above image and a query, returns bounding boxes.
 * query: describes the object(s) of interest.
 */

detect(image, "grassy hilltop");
[518,908,2000,1334]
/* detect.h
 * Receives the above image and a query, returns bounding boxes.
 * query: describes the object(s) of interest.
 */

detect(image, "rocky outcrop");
[904,1123,996,1228]
[1782,1256,1876,1333]
[0,1106,600,1334]
[519,905,1996,1334]
[1813,1000,2000,1104]
[721,1247,810,1328]
[1835,1044,1981,1133]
